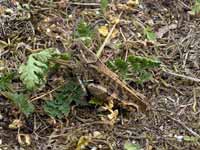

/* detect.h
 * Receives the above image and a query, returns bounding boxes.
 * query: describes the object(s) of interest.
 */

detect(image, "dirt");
[0,0,199,150]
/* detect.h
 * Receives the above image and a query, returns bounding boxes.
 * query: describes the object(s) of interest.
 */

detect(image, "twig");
[168,116,200,138]
[30,84,64,102]
[96,12,122,58]
[162,68,200,82]
[193,88,198,112]
[69,2,100,6]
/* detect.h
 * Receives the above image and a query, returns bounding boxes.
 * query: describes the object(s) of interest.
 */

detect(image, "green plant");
[107,55,161,84]
[75,20,94,45]
[124,141,141,150]
[0,72,13,91]
[2,91,34,117]
[100,0,109,12]
[191,0,200,15]
[43,81,85,119]
[144,26,156,41]
[19,48,59,90]
[107,58,128,78]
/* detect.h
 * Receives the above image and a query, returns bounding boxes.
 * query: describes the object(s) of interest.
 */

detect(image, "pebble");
[0,113,3,120]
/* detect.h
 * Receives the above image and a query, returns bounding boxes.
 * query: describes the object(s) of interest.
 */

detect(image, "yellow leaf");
[98,25,109,36]
[17,134,31,146]
[76,135,91,150]
[111,29,119,38]
[9,119,23,129]
[107,109,119,125]
[127,0,139,6]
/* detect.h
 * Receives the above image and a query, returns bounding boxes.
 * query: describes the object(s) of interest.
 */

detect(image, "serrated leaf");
[124,141,141,150]
[107,58,128,79]
[43,81,84,119]
[114,58,128,73]
[128,55,161,70]
[19,48,59,90]
[43,100,71,119]
[2,91,34,116]
[108,55,160,83]
[137,70,152,84]
[75,20,94,45]
[0,72,13,91]
[75,20,93,39]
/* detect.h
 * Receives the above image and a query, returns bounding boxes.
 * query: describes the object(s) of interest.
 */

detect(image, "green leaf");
[107,55,161,83]
[144,26,156,41]
[124,141,141,150]
[137,70,152,84]
[114,58,128,73]
[0,72,13,91]
[43,81,84,119]
[128,55,161,70]
[101,0,109,12]
[89,98,104,105]
[59,52,70,60]
[191,0,200,15]
[107,58,128,79]
[75,20,94,45]
[2,91,34,116]
[19,48,59,90]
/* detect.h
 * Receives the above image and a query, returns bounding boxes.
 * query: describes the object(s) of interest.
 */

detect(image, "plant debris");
[0,0,199,150]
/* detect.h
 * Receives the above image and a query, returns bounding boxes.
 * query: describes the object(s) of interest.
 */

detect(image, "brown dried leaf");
[156,24,177,38]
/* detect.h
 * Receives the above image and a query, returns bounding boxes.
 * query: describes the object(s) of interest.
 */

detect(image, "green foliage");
[127,55,161,70]
[124,141,141,150]
[100,0,109,12]
[75,20,94,45]
[107,55,161,84]
[43,81,85,119]
[191,0,200,15]
[107,58,128,78]
[19,48,59,90]
[144,26,156,41]
[89,98,104,106]
[2,91,34,117]
[0,73,13,91]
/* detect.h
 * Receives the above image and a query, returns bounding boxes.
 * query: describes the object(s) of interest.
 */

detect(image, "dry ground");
[0,0,200,150]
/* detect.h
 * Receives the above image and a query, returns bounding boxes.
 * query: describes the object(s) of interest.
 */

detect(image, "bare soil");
[0,0,199,150]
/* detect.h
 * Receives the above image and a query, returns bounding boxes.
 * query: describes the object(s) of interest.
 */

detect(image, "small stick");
[96,12,122,58]
[30,84,63,102]
[162,68,200,82]
[69,2,100,6]
[168,116,200,138]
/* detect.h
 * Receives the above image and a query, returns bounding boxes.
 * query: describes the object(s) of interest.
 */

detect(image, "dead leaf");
[107,109,119,125]
[93,131,102,138]
[127,0,139,7]
[111,28,119,38]
[9,119,23,129]
[0,60,5,72]
[98,25,109,37]
[17,134,31,146]
[156,24,177,38]
[76,135,92,150]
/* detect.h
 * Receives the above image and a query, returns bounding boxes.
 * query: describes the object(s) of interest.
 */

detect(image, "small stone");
[0,114,3,120]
